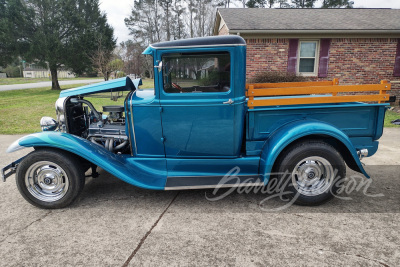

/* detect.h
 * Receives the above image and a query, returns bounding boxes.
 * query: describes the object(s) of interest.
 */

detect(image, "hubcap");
[25,161,69,202]
[291,156,334,196]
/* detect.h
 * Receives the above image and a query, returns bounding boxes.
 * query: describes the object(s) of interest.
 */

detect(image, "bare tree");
[120,40,153,78]
[160,0,173,41]
[124,0,163,45]
[108,58,124,79]
[187,0,196,38]
[89,37,113,81]
[173,0,186,39]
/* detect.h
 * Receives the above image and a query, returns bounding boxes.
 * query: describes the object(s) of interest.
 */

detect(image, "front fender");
[259,120,369,183]
[6,132,166,190]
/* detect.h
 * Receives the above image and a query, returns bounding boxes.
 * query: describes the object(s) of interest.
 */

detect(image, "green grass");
[0,77,102,85]
[0,79,155,134]
[384,110,400,127]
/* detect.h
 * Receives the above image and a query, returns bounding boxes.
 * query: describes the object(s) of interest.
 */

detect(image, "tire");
[16,149,85,209]
[275,140,346,206]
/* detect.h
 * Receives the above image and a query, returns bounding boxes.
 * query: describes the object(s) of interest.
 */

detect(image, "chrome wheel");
[291,156,334,196]
[25,161,70,202]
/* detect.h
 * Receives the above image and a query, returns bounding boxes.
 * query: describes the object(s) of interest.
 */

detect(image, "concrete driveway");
[0,79,103,92]
[0,129,399,266]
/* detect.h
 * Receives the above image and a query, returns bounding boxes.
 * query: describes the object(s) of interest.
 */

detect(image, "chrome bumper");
[1,157,25,182]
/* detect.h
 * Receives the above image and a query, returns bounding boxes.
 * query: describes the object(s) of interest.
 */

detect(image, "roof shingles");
[218,8,400,31]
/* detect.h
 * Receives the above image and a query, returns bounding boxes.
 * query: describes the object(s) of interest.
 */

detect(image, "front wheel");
[276,141,346,206]
[16,149,85,209]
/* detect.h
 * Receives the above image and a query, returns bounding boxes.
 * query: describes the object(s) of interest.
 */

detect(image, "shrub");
[3,65,22,77]
[81,71,98,77]
[249,71,308,84]
[116,71,126,78]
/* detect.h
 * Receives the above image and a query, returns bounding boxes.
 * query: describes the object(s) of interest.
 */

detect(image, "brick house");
[214,8,400,102]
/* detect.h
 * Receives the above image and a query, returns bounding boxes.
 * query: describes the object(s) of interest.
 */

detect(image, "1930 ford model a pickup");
[1,36,392,209]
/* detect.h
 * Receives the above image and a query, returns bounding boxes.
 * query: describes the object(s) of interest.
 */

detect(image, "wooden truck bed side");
[245,79,391,108]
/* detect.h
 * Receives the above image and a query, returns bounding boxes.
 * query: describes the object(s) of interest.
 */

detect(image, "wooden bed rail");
[245,79,391,109]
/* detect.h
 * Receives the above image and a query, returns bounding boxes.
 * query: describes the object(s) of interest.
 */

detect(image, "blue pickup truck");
[2,36,390,209]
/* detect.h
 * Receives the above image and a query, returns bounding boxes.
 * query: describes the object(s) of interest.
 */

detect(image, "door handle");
[223,99,234,105]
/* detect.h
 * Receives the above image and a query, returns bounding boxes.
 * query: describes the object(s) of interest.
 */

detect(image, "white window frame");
[297,40,320,76]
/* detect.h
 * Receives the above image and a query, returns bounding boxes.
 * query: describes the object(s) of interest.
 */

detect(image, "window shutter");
[287,39,299,73]
[394,39,400,77]
[318,39,331,78]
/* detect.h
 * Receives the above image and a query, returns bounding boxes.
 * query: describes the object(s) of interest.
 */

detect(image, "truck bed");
[244,79,390,156]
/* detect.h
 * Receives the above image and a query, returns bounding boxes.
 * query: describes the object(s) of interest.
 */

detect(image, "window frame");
[297,40,320,76]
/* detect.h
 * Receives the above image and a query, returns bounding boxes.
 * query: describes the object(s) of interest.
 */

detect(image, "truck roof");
[143,35,246,54]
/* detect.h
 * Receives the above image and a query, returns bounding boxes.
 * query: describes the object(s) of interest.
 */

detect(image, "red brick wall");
[326,38,399,101]
[327,38,398,84]
[246,38,289,79]
[244,37,400,102]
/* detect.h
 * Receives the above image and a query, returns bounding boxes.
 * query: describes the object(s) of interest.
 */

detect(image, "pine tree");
[0,0,33,67]
[246,0,266,8]
[246,0,275,8]
[12,0,115,89]
[321,0,354,8]
[291,0,317,8]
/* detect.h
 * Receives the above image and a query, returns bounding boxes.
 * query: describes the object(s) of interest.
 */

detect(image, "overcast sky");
[99,0,400,44]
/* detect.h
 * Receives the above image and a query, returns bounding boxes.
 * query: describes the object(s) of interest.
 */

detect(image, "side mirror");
[154,60,163,73]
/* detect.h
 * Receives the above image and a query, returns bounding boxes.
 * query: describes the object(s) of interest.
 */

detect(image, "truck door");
[158,49,242,158]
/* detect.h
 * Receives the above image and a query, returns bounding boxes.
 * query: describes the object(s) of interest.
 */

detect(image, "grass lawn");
[384,110,400,127]
[0,77,102,85]
[0,79,155,134]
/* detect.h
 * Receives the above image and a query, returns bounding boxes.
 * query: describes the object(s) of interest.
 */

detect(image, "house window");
[298,40,319,75]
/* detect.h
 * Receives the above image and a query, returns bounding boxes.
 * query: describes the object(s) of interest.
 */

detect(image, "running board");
[165,175,264,190]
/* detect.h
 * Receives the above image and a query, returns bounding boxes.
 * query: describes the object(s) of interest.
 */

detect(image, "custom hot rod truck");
[2,36,392,209]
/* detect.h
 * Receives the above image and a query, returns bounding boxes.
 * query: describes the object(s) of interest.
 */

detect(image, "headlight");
[40,117,58,131]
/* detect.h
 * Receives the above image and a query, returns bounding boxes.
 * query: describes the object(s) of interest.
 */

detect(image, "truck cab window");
[162,52,230,93]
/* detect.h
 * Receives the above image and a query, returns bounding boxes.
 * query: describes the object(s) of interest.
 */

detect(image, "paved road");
[0,129,399,266]
[0,79,103,92]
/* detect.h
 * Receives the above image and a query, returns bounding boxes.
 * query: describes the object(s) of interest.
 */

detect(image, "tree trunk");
[103,71,109,81]
[189,1,194,38]
[50,67,60,90]
[166,2,170,41]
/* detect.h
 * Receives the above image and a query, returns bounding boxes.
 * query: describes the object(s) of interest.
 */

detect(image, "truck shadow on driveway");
[77,165,400,213]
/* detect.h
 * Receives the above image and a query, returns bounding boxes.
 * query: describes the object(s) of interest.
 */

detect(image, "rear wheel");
[276,141,346,206]
[16,149,85,209]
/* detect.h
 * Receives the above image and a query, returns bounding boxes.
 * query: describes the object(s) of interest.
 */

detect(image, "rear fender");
[6,132,166,189]
[259,120,369,183]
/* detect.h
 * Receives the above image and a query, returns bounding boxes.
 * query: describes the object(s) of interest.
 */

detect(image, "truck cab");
[138,36,246,158]
[2,36,390,209]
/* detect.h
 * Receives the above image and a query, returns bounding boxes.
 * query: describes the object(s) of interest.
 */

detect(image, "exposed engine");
[55,97,130,154]
[88,105,128,153]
